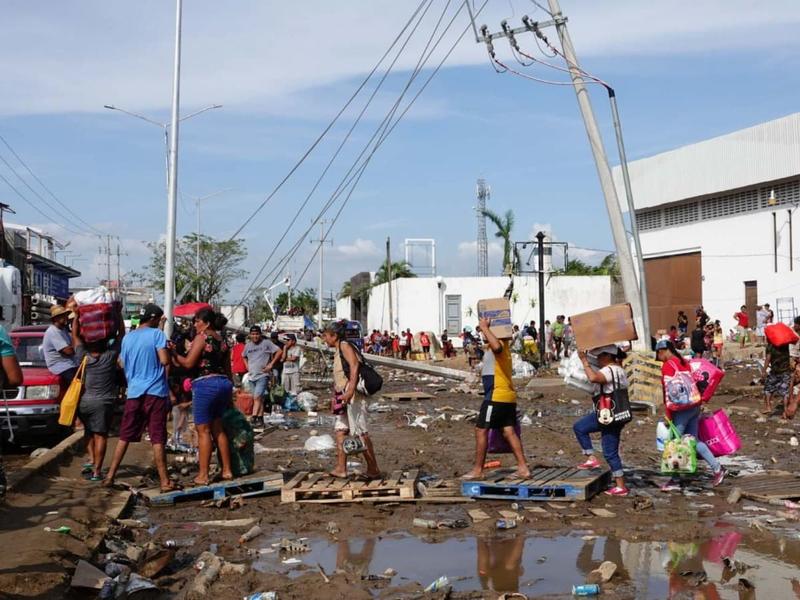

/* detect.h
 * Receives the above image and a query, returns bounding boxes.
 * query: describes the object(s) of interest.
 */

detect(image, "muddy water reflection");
[254,528,800,599]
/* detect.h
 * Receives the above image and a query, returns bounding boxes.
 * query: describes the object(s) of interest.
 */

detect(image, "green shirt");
[767,343,791,375]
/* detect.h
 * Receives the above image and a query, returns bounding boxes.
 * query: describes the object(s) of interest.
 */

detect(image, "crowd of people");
[9,296,798,501]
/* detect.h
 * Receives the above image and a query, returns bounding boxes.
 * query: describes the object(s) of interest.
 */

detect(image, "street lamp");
[103,103,222,193]
[183,188,233,302]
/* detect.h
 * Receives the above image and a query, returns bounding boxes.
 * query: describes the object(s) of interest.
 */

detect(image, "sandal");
[161,482,185,493]
[89,474,103,482]
[328,471,349,480]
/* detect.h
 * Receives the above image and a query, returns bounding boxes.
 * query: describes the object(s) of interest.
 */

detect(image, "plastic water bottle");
[244,593,277,600]
[425,576,450,592]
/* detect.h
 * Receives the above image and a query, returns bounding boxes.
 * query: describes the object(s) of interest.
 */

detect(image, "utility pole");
[311,220,332,330]
[163,0,183,337]
[287,273,292,312]
[386,237,394,331]
[545,0,646,347]
[536,231,546,366]
[105,235,112,286]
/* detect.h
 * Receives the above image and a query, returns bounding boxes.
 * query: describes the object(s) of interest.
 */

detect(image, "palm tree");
[338,280,352,300]
[374,260,416,285]
[482,209,519,274]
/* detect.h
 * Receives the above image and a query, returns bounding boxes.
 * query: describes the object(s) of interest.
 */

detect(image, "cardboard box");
[477,298,514,340]
[571,303,638,351]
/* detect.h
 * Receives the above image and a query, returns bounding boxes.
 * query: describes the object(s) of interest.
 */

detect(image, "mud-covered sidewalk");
[3,358,800,599]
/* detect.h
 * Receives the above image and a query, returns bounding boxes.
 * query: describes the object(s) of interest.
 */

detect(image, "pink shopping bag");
[698,409,741,457]
[488,422,522,454]
[689,358,725,402]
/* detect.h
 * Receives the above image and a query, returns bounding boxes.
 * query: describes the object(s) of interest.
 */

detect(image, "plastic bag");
[689,358,725,402]
[698,409,741,457]
[74,285,114,306]
[297,391,318,412]
[304,434,335,452]
[664,370,702,412]
[656,420,669,451]
[765,322,799,346]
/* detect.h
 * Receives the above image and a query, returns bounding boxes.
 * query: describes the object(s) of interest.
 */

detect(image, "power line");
[0,169,87,236]
[237,0,439,299]
[289,1,491,292]
[226,0,431,241]
[237,0,469,305]
[0,132,105,236]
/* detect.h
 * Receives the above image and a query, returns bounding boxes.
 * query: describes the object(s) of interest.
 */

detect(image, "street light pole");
[163,0,183,337]
[188,189,232,302]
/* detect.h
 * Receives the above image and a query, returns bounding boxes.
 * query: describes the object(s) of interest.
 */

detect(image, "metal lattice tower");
[476,179,490,276]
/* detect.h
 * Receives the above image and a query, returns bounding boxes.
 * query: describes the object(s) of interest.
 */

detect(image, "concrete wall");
[361,275,612,343]
[335,296,351,321]
[639,207,799,328]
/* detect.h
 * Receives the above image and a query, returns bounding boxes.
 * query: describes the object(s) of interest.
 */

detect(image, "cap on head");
[590,344,619,357]
[139,303,164,322]
[50,305,70,320]
[249,325,262,334]
[655,339,670,351]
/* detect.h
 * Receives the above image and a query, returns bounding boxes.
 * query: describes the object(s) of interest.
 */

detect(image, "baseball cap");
[139,303,164,322]
[285,333,297,341]
[249,325,262,334]
[655,339,670,350]
[589,344,620,357]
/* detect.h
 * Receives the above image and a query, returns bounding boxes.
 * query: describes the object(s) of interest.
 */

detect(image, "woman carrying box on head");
[462,317,529,481]
[573,345,630,497]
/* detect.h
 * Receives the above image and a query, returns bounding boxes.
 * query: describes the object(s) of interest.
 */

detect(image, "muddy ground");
[3,353,800,599]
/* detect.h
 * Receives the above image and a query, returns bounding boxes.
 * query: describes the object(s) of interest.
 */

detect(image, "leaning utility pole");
[536,231,546,366]
[386,237,394,331]
[163,0,183,337]
[311,220,332,330]
[546,0,646,347]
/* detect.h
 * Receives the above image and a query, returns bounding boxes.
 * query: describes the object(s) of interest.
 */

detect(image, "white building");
[614,112,800,331]
[337,274,614,344]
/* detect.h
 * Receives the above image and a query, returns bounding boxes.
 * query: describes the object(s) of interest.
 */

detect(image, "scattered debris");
[726,487,742,505]
[239,525,263,545]
[588,561,617,584]
[279,538,310,553]
[424,575,451,592]
[588,508,616,518]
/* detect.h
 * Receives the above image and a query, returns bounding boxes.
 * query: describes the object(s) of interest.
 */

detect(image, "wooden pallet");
[281,470,418,503]
[624,353,662,413]
[460,467,611,502]
[383,391,433,402]
[145,472,282,506]
[736,472,800,502]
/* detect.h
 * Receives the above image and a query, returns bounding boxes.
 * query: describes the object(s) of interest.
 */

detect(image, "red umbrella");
[173,302,212,319]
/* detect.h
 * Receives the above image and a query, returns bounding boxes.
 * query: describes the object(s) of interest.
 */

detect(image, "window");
[637,209,662,231]
[663,202,698,227]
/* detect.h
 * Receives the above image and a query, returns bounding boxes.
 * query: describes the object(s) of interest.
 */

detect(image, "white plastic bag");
[656,420,670,451]
[304,434,335,452]
[74,285,114,306]
[297,391,318,412]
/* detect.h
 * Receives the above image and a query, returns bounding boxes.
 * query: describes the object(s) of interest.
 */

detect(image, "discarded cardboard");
[571,303,638,350]
[71,560,107,590]
[477,298,513,340]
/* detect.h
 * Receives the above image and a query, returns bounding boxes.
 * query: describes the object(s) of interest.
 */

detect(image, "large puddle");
[252,527,800,598]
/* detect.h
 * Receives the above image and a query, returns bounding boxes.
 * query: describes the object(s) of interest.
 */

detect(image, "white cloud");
[0,1,799,116]
[331,238,381,259]
[457,240,502,257]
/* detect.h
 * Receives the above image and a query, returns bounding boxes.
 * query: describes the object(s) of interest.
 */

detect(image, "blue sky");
[2,0,800,303]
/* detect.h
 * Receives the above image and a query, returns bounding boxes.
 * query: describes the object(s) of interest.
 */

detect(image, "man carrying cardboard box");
[461,317,530,480]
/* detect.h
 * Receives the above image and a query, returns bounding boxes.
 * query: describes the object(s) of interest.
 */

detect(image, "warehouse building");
[614,112,800,331]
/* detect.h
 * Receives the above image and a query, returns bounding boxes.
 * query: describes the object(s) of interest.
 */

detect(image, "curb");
[6,430,84,494]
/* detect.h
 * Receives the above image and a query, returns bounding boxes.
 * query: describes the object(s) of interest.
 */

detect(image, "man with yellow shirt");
[462,317,530,480]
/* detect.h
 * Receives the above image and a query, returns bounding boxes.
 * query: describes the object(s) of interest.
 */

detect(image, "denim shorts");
[192,375,233,425]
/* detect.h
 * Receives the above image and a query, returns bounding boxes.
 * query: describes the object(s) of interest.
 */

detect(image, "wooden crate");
[281,470,418,503]
[624,352,662,412]
[460,466,611,502]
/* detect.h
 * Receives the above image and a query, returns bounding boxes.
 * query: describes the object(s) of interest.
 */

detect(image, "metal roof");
[613,112,800,211]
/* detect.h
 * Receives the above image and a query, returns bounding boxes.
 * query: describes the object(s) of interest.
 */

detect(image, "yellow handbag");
[58,356,87,427]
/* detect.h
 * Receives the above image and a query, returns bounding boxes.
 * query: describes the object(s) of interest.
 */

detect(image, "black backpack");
[339,341,383,396]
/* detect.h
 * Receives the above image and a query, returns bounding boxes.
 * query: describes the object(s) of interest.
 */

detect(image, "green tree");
[556,254,620,277]
[338,280,352,300]
[482,209,520,274]
[143,233,247,304]
[374,260,416,285]
[274,288,318,316]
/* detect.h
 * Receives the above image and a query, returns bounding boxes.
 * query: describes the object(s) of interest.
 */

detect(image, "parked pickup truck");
[0,326,65,442]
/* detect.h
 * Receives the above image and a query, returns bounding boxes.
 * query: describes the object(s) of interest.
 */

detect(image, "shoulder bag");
[339,341,383,396]
[58,356,88,427]
[592,366,632,427]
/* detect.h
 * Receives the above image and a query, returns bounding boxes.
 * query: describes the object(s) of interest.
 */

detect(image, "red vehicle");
[1,326,65,442]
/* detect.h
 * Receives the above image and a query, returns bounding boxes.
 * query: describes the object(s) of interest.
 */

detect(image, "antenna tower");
[476,179,489,276]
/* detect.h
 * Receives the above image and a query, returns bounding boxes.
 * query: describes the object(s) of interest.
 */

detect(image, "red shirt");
[420,333,430,346]
[231,343,247,374]
[735,312,749,328]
